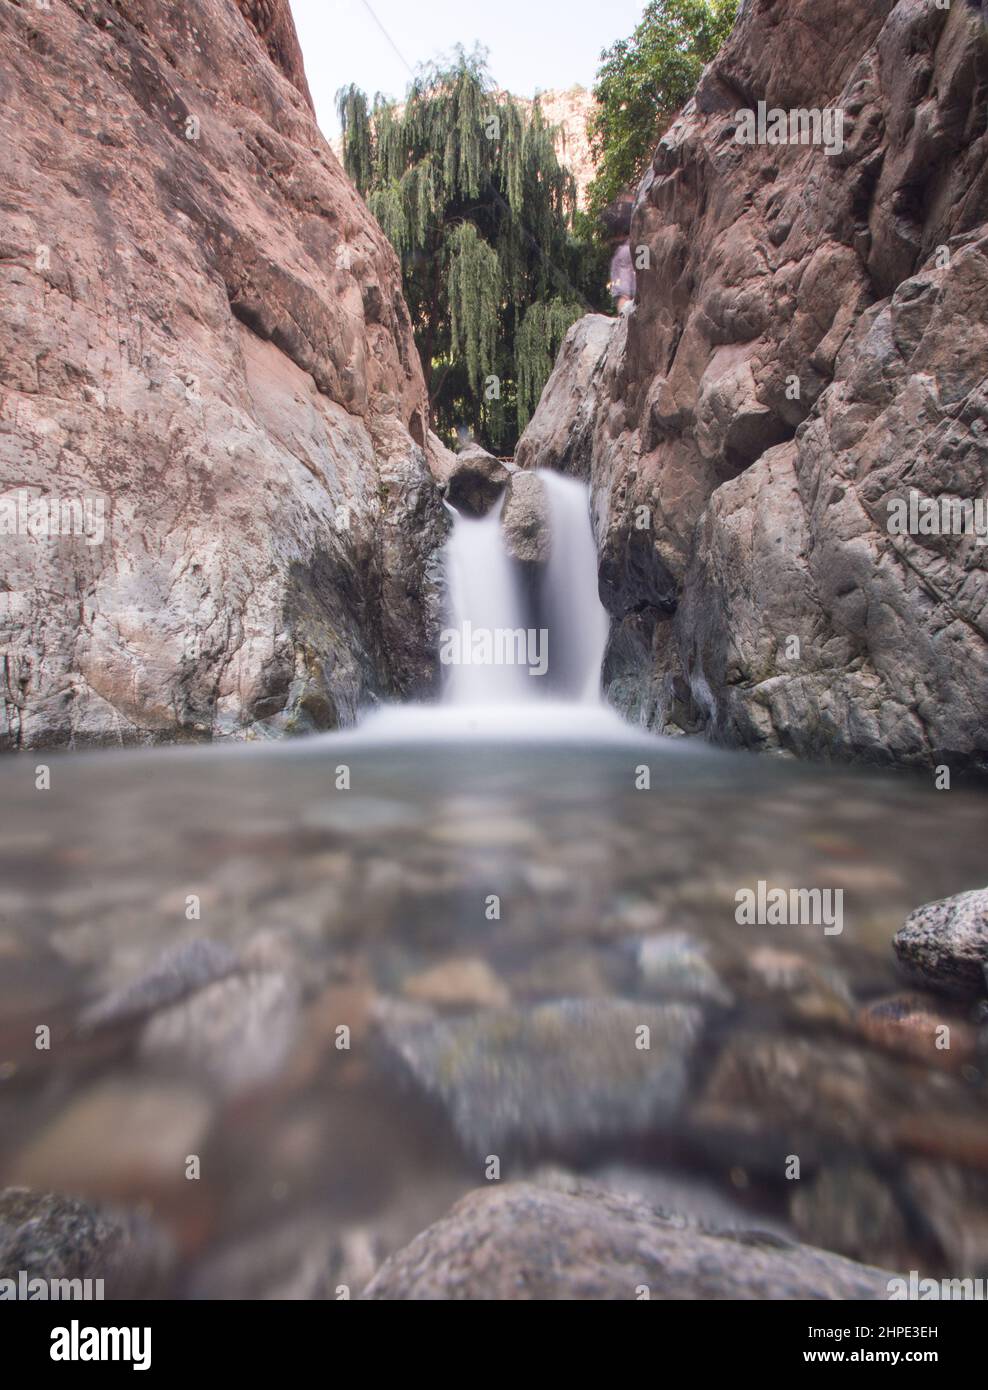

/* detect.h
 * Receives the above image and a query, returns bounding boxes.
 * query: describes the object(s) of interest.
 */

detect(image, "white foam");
[355,700,645,744]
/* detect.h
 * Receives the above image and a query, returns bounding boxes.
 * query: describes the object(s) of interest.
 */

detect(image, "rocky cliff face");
[518,0,988,773]
[0,0,448,748]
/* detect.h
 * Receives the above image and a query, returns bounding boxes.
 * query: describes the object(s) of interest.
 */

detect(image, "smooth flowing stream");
[1,471,987,1297]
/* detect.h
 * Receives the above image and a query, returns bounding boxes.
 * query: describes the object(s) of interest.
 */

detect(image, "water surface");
[1,727,986,1294]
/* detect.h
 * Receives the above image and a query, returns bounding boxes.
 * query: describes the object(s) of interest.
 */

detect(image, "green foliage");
[516,299,585,433]
[447,222,501,394]
[587,0,738,218]
[336,84,374,197]
[337,47,605,451]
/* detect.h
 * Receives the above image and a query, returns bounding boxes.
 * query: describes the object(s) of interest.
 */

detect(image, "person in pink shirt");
[608,238,637,313]
[603,194,637,314]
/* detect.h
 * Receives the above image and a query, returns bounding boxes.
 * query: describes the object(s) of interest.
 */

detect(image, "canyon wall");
[519,0,988,772]
[0,0,447,747]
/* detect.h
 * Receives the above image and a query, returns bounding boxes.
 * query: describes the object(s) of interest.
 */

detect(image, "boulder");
[444,446,512,517]
[139,971,301,1097]
[362,1181,897,1300]
[515,315,615,480]
[0,1188,172,1298]
[893,887,988,997]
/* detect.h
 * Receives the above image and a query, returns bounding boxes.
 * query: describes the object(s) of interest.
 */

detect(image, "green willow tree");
[338,49,603,451]
[587,0,739,217]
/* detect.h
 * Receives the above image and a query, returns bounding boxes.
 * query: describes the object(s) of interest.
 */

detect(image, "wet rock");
[573,1163,791,1238]
[602,896,669,936]
[789,1166,910,1271]
[428,816,535,849]
[857,993,977,1067]
[636,932,734,1007]
[362,1182,897,1299]
[0,1187,172,1298]
[80,939,239,1030]
[10,1081,212,1194]
[374,998,704,1156]
[444,447,511,517]
[698,1026,988,1175]
[508,946,616,1001]
[500,471,550,565]
[893,888,988,998]
[401,958,510,1011]
[693,1035,920,1159]
[140,972,301,1097]
[892,1113,988,1170]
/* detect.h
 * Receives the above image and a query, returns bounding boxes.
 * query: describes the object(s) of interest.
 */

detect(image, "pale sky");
[289,0,645,138]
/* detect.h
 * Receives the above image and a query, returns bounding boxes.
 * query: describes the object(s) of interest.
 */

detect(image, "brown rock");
[401,958,510,1011]
[10,1080,211,1196]
[857,992,977,1065]
[906,1162,988,1276]
[692,1032,988,1164]
[789,1166,910,1271]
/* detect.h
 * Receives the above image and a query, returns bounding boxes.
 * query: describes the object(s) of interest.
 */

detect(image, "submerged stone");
[789,1166,910,1270]
[636,931,734,1006]
[140,971,301,1097]
[373,997,704,1155]
[80,939,239,1030]
[401,957,510,1011]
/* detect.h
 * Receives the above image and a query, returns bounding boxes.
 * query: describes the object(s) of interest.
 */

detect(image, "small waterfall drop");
[440,469,610,709]
[361,467,632,741]
[442,498,529,706]
[535,471,611,705]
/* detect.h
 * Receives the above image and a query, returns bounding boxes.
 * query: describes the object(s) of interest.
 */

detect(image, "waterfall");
[440,470,610,707]
[441,497,530,706]
[361,468,631,740]
[535,471,611,704]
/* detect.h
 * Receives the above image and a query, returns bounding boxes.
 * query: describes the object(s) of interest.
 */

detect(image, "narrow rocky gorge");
[2,0,988,1311]
[517,0,988,774]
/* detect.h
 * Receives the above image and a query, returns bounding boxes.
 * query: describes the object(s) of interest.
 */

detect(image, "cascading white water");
[535,471,611,704]
[360,468,633,740]
[441,498,530,706]
[440,470,610,707]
